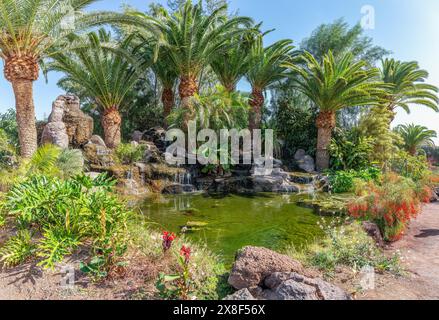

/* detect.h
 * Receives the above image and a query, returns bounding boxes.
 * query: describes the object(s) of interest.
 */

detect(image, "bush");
[391,150,431,182]
[329,128,375,171]
[328,167,381,193]
[287,219,401,274]
[0,174,129,273]
[115,143,146,165]
[0,230,36,268]
[347,173,427,241]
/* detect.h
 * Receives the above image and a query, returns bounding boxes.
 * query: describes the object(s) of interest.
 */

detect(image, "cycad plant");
[133,0,253,127]
[395,124,437,156]
[0,0,134,157]
[246,37,295,130]
[286,51,386,171]
[49,30,149,148]
[380,59,438,119]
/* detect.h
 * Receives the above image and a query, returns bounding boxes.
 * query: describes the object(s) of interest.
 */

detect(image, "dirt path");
[360,202,439,300]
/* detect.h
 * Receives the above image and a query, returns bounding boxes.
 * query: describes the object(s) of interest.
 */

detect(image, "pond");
[139,193,332,265]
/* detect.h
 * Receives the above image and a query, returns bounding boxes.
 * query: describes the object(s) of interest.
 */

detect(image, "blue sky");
[1,0,438,141]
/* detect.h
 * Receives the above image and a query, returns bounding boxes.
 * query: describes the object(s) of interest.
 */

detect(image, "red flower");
[162,231,176,252]
[180,245,191,264]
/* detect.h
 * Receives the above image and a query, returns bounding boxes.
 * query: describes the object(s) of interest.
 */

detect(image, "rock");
[40,121,69,148]
[362,221,385,247]
[90,135,106,147]
[294,149,315,173]
[132,130,145,143]
[223,289,256,301]
[83,142,114,167]
[162,183,196,194]
[61,95,94,147]
[263,272,351,301]
[228,246,304,290]
[141,141,163,163]
[263,279,319,301]
[43,95,94,148]
[143,127,167,152]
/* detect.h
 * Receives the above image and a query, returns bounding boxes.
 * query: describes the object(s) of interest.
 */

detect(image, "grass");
[284,219,402,277]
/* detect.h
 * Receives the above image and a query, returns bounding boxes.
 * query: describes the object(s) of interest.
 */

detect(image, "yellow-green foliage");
[286,219,401,275]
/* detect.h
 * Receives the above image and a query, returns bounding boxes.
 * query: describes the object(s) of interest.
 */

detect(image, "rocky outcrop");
[294,149,315,173]
[41,95,93,148]
[83,139,114,167]
[228,247,351,301]
[228,246,305,290]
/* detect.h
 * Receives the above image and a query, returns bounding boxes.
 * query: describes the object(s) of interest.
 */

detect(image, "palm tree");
[246,37,295,130]
[0,0,136,158]
[49,30,149,148]
[395,124,437,156]
[286,51,385,171]
[133,1,252,126]
[380,59,438,120]
[210,28,257,93]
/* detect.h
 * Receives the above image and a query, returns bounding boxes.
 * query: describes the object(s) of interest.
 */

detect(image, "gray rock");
[228,247,305,290]
[263,279,319,300]
[40,121,69,148]
[223,289,256,301]
[294,149,315,173]
[131,130,144,143]
[263,272,351,301]
[90,135,106,147]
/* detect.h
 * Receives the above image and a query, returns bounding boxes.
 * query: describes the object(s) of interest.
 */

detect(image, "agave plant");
[286,51,386,171]
[395,124,437,156]
[380,59,438,119]
[246,37,295,130]
[0,0,137,158]
[48,29,151,148]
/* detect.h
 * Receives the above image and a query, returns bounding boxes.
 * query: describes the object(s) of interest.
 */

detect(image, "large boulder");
[294,149,315,173]
[40,121,69,148]
[262,272,351,301]
[42,95,94,148]
[83,141,114,167]
[228,246,305,290]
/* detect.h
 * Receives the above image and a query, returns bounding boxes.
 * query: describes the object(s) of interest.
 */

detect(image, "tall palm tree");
[132,0,252,126]
[49,30,149,148]
[246,37,295,130]
[210,28,258,93]
[286,51,385,171]
[395,123,437,156]
[0,0,136,158]
[380,59,438,120]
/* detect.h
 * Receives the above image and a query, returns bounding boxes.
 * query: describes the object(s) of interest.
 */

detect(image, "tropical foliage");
[395,124,437,156]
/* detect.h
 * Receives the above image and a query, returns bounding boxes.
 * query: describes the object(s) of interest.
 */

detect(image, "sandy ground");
[1,203,438,300]
[358,202,439,300]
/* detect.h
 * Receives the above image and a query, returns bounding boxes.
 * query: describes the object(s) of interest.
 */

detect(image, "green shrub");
[115,143,146,165]
[391,150,431,182]
[0,230,36,268]
[287,219,401,275]
[328,167,381,193]
[0,174,129,273]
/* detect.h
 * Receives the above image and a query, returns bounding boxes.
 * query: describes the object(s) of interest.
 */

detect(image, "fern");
[0,230,36,268]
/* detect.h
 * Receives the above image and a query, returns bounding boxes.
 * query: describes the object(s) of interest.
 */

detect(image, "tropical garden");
[0,0,438,301]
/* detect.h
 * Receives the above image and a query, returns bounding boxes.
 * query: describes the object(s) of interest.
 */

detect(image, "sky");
[1,0,438,142]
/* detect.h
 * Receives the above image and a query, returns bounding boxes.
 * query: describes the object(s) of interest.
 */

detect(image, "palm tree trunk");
[225,83,236,93]
[249,87,264,130]
[316,111,336,171]
[162,87,175,125]
[11,80,38,158]
[5,55,40,158]
[179,75,198,129]
[101,107,122,149]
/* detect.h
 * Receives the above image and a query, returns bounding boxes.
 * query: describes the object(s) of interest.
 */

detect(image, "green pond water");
[140,193,331,264]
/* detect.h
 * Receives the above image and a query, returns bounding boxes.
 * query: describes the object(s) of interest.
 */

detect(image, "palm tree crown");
[380,58,438,115]
[395,123,437,156]
[49,29,149,148]
[286,51,386,170]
